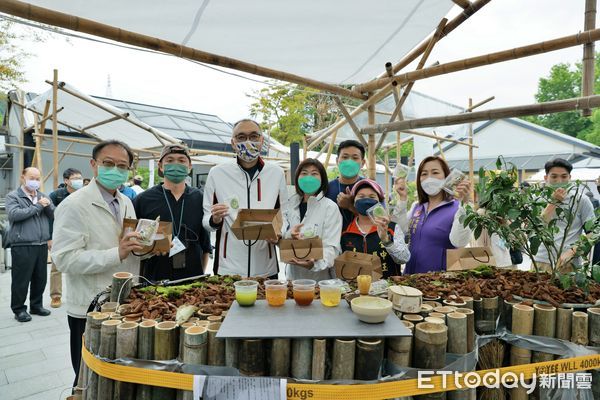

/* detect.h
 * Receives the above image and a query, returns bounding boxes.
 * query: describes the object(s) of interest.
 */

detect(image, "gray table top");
[217,300,412,339]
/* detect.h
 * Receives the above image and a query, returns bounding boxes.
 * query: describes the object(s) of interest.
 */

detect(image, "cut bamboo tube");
[429,312,446,324]
[443,299,466,308]
[420,304,434,317]
[153,321,179,400]
[207,315,222,324]
[87,313,109,400]
[331,339,356,380]
[588,307,600,346]
[434,306,457,315]
[582,0,597,116]
[447,313,468,354]
[424,301,442,309]
[424,317,445,325]
[100,302,118,313]
[387,322,413,368]
[555,308,573,341]
[571,311,589,345]
[414,323,448,400]
[178,322,195,360]
[137,320,156,400]
[402,314,424,323]
[225,338,239,369]
[196,320,210,328]
[78,311,100,395]
[269,338,290,377]
[311,339,327,381]
[532,304,556,363]
[197,310,212,320]
[460,296,474,310]
[98,320,121,400]
[114,322,138,400]
[110,272,133,304]
[239,339,266,376]
[510,304,534,400]
[291,338,313,380]
[502,298,519,331]
[181,326,208,400]
[355,339,384,381]
[455,308,475,353]
[479,296,499,335]
[188,317,199,324]
[207,322,225,366]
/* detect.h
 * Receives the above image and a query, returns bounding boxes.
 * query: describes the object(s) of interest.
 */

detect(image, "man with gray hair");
[203,119,287,278]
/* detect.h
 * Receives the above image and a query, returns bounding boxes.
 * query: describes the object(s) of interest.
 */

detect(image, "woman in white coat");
[282,158,342,280]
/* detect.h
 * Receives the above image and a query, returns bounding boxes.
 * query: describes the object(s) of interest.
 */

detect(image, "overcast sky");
[13,0,591,123]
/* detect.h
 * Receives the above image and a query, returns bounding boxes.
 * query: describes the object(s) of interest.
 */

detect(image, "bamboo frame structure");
[451,0,472,8]
[332,96,368,148]
[582,0,597,116]
[52,69,59,189]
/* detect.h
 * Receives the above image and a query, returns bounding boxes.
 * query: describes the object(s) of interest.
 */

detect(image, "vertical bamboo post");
[555,307,573,341]
[368,100,376,180]
[111,272,133,303]
[153,321,179,400]
[291,338,313,380]
[207,322,225,366]
[388,321,414,368]
[137,320,157,400]
[239,339,266,376]
[324,129,339,169]
[396,132,401,164]
[97,320,120,400]
[87,313,109,400]
[588,307,600,346]
[510,304,534,400]
[270,338,291,377]
[225,338,239,369]
[582,0,597,116]
[414,322,448,400]
[52,69,59,189]
[468,98,474,199]
[311,338,327,380]
[181,326,208,400]
[115,322,138,400]
[571,311,589,345]
[532,304,556,363]
[384,150,390,202]
[455,308,475,352]
[331,339,356,380]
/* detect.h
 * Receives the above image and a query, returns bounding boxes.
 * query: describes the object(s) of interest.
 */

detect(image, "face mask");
[25,180,40,191]
[354,198,379,215]
[298,175,321,195]
[163,163,189,184]
[235,141,261,162]
[339,160,361,179]
[70,179,84,190]
[421,177,444,196]
[97,166,129,190]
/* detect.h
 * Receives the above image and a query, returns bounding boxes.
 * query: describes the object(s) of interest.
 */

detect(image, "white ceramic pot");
[387,285,423,313]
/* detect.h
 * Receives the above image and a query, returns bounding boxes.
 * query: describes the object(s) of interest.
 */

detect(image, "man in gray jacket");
[6,167,54,322]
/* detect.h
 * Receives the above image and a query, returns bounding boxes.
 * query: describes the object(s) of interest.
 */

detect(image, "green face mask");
[339,159,360,179]
[298,175,321,195]
[163,163,189,183]
[97,166,129,190]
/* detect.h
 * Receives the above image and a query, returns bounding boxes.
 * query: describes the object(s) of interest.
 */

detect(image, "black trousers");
[68,315,86,389]
[10,244,48,314]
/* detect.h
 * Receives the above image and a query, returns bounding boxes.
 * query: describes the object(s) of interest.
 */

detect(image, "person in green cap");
[133,144,212,281]
[324,139,365,230]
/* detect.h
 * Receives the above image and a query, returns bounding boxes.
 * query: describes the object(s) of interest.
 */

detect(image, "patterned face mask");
[234,140,261,162]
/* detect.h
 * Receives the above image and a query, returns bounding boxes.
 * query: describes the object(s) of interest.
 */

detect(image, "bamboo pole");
[510,304,534,400]
[331,339,356,380]
[388,321,414,368]
[447,313,467,354]
[323,129,339,168]
[571,311,589,345]
[239,339,266,376]
[81,115,124,132]
[42,141,75,185]
[455,308,475,353]
[114,322,138,400]
[181,326,208,400]
[270,338,291,377]
[582,0,597,116]
[137,320,157,400]
[451,0,472,8]
[356,27,600,93]
[365,94,600,134]
[34,100,51,185]
[332,96,368,148]
[468,98,474,198]
[153,321,179,400]
[87,313,109,400]
[354,339,384,381]
[110,272,133,304]
[225,338,239,369]
[414,322,448,400]
[17,90,25,175]
[532,304,556,363]
[52,69,59,189]
[384,151,390,199]
[97,320,120,400]
[588,307,600,346]
[207,322,225,366]
[32,114,40,169]
[311,338,327,381]
[291,338,313,380]
[555,308,573,341]
[367,101,376,180]
[388,129,476,148]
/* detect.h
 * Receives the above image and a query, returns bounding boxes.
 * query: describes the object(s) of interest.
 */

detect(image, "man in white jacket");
[203,119,287,278]
[52,140,143,389]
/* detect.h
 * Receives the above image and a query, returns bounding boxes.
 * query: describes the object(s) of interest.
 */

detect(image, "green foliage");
[132,166,161,189]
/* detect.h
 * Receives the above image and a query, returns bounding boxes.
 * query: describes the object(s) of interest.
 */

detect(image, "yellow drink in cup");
[265,280,288,307]
[357,275,372,295]
[319,279,342,307]
[234,280,258,306]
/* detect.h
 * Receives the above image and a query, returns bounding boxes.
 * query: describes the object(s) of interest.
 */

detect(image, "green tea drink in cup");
[234,280,258,306]
[319,279,343,307]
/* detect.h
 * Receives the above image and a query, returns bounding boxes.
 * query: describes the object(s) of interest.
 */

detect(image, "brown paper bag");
[446,246,496,271]
[279,238,323,265]
[334,251,382,281]
[230,209,283,241]
[122,218,173,254]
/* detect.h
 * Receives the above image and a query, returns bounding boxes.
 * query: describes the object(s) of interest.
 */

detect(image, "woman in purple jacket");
[394,156,472,274]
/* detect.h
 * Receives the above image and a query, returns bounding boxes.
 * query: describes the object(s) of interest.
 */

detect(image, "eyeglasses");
[234,133,261,142]
[96,159,131,171]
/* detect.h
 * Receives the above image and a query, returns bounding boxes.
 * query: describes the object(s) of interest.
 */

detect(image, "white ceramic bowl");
[351,296,393,324]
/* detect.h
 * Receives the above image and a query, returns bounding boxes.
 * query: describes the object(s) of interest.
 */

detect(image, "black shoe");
[30,307,51,316]
[14,311,32,322]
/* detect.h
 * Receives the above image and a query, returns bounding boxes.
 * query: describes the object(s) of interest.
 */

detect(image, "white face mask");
[421,177,444,196]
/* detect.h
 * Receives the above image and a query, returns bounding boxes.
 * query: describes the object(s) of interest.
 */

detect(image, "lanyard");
[162,187,185,238]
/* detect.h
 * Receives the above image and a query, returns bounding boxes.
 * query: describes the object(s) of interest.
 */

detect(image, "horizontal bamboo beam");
[465,96,495,112]
[5,143,90,158]
[0,0,366,100]
[452,0,472,8]
[356,27,600,93]
[82,114,124,131]
[363,95,600,134]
